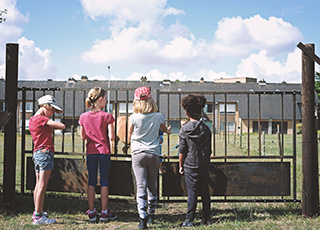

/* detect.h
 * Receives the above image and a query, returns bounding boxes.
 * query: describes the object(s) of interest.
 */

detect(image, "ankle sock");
[102,209,108,214]
[34,212,42,219]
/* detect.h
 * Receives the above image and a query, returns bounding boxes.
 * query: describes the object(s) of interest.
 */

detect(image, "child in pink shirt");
[78,87,117,222]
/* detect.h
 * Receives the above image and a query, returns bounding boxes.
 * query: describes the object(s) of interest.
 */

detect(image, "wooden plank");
[26,157,135,196]
[162,162,290,196]
[297,42,320,65]
[3,43,18,205]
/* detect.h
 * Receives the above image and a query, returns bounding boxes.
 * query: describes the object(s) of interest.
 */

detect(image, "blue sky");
[1,0,319,83]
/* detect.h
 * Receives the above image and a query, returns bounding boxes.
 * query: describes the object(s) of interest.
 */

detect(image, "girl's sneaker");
[33,211,48,220]
[100,209,117,222]
[86,208,97,222]
[33,215,56,225]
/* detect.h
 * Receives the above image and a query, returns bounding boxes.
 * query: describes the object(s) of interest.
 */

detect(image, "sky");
[1,0,320,83]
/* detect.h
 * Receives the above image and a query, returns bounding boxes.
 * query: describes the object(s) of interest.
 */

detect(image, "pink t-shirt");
[79,110,115,155]
[29,115,54,153]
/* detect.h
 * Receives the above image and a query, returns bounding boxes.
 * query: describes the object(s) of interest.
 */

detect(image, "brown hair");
[181,94,207,120]
[85,87,106,108]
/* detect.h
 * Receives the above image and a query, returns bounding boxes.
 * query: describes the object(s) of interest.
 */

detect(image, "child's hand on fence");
[179,166,184,175]
[166,126,171,134]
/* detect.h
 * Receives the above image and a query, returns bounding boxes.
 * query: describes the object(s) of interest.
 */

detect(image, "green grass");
[1,133,320,229]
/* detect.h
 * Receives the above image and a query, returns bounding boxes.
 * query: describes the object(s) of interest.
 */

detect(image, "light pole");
[107,66,110,112]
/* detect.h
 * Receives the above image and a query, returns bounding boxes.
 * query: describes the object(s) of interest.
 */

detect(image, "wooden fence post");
[301,43,319,216]
[3,43,18,206]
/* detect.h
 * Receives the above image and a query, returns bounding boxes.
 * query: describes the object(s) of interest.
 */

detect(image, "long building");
[0,76,302,135]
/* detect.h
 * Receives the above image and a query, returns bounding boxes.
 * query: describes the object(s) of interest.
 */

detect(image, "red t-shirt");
[29,115,54,153]
[78,110,115,155]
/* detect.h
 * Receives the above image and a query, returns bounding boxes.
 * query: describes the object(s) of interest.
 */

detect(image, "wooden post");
[301,43,319,216]
[3,44,19,206]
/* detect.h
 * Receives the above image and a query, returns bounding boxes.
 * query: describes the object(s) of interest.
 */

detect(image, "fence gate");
[19,87,300,203]
[158,90,300,202]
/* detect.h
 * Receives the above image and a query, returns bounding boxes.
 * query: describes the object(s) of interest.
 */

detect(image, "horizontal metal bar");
[158,90,301,95]
[18,87,137,91]
[158,199,301,203]
[163,155,294,160]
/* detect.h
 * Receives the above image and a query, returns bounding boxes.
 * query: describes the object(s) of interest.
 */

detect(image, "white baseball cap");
[38,95,63,114]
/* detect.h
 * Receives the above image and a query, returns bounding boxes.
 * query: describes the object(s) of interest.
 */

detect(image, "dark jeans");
[185,170,211,220]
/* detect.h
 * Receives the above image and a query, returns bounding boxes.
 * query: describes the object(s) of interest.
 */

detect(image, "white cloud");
[236,48,301,83]
[80,0,184,29]
[18,37,56,80]
[213,14,303,58]
[80,2,303,84]
[1,0,57,81]
[0,0,28,63]
[125,69,167,81]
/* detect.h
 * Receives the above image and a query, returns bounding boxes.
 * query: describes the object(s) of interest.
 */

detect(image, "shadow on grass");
[0,193,301,226]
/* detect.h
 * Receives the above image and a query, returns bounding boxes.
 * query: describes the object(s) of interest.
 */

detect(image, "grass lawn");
[1,133,320,229]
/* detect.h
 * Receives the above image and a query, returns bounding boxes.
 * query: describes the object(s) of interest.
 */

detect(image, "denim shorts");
[33,149,54,173]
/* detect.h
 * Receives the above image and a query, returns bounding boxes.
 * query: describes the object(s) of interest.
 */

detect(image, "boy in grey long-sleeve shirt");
[179,94,212,227]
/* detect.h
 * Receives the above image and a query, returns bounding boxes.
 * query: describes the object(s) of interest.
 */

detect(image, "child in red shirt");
[29,95,65,225]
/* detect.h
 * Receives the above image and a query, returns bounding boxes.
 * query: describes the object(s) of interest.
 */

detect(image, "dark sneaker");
[147,215,155,224]
[138,217,148,229]
[180,219,194,227]
[200,219,211,225]
[100,209,117,222]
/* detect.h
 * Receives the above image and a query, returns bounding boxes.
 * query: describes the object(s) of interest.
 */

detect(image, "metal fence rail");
[17,87,301,203]
[158,90,300,202]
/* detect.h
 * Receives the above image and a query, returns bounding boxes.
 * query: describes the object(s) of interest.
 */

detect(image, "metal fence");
[17,87,300,203]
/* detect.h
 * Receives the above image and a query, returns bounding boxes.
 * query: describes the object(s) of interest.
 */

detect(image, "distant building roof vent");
[163,79,171,85]
[81,76,88,82]
[68,77,76,83]
[47,79,52,81]
[140,76,147,82]
[258,79,267,86]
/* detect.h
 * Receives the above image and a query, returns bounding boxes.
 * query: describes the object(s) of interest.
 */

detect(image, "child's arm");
[160,123,171,134]
[79,125,86,140]
[128,122,134,141]
[179,152,185,174]
[108,123,115,141]
[46,120,66,130]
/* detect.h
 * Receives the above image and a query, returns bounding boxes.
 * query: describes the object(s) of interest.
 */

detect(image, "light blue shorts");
[32,149,54,173]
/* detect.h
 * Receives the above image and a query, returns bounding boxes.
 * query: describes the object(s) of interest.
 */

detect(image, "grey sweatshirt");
[179,120,212,172]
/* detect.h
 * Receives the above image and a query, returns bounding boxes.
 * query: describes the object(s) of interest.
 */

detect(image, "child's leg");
[132,153,148,219]
[146,155,159,216]
[185,171,198,220]
[34,169,52,213]
[32,149,54,214]
[199,173,211,220]
[99,155,111,211]
[86,155,99,211]
[34,172,40,211]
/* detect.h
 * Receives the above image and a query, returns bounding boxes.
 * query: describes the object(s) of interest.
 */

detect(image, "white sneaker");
[33,215,56,225]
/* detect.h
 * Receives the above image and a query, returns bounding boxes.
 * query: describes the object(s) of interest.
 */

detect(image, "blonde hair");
[85,87,106,108]
[133,98,158,114]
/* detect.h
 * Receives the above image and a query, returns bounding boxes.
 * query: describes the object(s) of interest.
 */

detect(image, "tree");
[0,9,8,23]
[315,72,320,98]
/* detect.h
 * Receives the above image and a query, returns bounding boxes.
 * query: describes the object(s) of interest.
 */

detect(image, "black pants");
[185,170,211,220]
